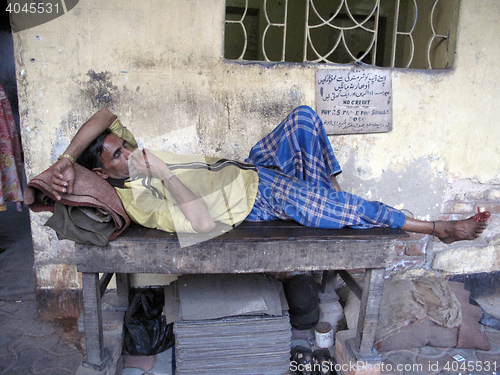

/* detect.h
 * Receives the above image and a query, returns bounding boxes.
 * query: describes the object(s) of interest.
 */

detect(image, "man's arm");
[329,175,342,192]
[130,149,216,233]
[51,108,116,200]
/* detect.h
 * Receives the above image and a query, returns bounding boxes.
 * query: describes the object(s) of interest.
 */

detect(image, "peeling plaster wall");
[11,0,499,316]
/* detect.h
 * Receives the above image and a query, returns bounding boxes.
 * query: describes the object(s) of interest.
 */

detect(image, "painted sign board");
[316,68,392,135]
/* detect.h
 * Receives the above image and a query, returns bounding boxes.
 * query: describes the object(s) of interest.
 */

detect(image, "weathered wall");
[11,0,499,318]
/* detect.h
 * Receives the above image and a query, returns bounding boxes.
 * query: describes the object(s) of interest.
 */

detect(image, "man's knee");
[291,105,323,132]
[280,105,323,136]
[294,105,317,117]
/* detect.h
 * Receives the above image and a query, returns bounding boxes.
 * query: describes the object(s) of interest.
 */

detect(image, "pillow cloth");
[24,163,130,241]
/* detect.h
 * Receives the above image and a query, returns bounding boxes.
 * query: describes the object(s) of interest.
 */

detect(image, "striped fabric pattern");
[245,106,406,229]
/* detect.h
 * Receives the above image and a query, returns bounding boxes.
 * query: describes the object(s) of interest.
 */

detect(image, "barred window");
[224,0,460,69]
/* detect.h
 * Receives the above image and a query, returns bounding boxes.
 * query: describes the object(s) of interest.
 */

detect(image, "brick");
[486,188,500,201]
[441,201,475,214]
[405,242,427,256]
[387,257,426,273]
[438,213,468,221]
[476,203,500,214]
[393,242,406,256]
[466,190,486,200]
[437,214,452,221]
[406,232,427,241]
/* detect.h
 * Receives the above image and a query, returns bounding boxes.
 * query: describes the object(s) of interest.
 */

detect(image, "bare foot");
[433,216,488,244]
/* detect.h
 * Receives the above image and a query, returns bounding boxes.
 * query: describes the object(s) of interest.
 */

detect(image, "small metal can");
[315,321,333,348]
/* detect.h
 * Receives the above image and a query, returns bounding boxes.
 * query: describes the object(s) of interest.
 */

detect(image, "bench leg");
[115,273,130,309]
[320,270,337,295]
[81,272,110,371]
[116,273,129,298]
[354,268,385,359]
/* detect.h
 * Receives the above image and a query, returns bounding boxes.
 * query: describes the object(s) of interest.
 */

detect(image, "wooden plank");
[321,270,337,294]
[98,273,113,297]
[77,238,395,274]
[76,222,405,274]
[338,270,363,300]
[354,268,386,358]
[116,273,130,298]
[106,221,408,242]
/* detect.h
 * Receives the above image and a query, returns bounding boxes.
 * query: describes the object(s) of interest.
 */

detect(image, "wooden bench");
[75,221,407,373]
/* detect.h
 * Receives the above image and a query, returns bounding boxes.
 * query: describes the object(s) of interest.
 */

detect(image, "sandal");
[313,349,333,375]
[290,345,314,375]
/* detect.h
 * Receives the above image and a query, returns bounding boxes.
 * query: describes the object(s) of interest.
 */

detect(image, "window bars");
[224,0,459,69]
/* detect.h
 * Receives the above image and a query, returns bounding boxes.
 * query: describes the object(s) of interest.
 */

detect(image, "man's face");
[94,133,132,179]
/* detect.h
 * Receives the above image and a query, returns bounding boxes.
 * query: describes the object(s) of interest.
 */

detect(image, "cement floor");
[0,203,84,374]
[1,203,500,375]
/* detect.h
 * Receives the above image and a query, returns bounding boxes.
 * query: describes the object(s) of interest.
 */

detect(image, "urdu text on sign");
[316,69,392,135]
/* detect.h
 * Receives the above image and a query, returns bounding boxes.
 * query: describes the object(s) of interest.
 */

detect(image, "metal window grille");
[224,0,460,69]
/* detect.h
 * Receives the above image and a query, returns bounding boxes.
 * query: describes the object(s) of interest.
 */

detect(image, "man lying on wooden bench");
[48,105,488,245]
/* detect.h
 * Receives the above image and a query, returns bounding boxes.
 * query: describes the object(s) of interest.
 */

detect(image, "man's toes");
[476,223,487,233]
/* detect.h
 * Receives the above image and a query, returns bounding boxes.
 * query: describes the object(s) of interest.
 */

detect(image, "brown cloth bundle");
[375,276,490,352]
[24,163,131,242]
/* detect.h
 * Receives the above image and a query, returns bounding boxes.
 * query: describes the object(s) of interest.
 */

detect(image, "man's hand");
[129,149,216,233]
[329,175,343,192]
[47,108,116,200]
[50,157,75,200]
[129,149,170,179]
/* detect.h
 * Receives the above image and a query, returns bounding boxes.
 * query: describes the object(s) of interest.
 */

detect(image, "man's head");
[77,130,132,180]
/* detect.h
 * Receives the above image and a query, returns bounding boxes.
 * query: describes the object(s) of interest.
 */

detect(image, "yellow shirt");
[115,152,259,233]
[109,118,259,233]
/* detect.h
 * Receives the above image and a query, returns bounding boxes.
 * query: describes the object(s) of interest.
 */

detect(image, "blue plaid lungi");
[245,106,407,229]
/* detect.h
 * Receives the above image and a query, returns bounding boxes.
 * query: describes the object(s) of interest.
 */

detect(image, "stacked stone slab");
[174,314,291,375]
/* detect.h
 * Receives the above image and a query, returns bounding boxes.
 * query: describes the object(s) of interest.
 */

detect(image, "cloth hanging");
[0,84,23,211]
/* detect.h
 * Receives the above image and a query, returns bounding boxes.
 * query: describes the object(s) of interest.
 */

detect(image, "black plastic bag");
[124,289,175,355]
